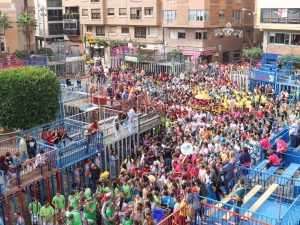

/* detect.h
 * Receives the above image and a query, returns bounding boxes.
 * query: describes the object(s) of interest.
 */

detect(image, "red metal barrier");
[158,202,273,225]
[158,205,188,225]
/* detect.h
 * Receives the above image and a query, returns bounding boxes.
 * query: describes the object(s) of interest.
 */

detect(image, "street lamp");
[38,6,47,52]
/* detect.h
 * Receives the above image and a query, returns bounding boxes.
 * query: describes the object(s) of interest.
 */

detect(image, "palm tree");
[0,11,12,52]
[0,11,12,32]
[17,12,37,52]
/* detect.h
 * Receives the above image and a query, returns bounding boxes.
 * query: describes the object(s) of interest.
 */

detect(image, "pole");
[40,6,47,55]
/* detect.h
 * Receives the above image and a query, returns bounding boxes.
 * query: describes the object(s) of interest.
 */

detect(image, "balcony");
[63,13,79,20]
[47,0,62,7]
[48,16,63,21]
[63,29,80,36]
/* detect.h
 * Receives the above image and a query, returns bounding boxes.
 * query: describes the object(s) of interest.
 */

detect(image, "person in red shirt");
[46,129,56,146]
[266,150,280,168]
[90,121,100,135]
[260,134,272,158]
[276,136,287,153]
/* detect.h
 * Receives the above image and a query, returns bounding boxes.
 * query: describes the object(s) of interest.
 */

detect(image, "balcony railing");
[63,13,79,20]
[48,16,63,21]
[63,29,80,36]
[47,0,62,7]
[48,29,63,35]
[130,15,141,19]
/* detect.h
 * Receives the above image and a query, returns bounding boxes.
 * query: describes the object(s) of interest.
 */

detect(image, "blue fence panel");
[280,194,300,225]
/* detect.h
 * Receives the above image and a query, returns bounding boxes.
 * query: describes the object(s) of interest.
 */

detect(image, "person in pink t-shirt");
[276,136,287,153]
[266,150,280,168]
[260,134,272,151]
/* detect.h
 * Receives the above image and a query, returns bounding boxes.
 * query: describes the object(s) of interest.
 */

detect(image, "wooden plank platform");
[244,184,278,218]
[223,185,262,220]
[206,193,233,217]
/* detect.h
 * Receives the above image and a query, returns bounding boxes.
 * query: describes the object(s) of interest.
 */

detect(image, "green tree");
[17,12,37,52]
[0,67,60,129]
[242,47,264,60]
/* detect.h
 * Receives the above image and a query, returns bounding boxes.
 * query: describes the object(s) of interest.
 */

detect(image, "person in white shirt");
[289,121,299,148]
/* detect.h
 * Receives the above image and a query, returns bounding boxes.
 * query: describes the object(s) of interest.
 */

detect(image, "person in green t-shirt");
[52,192,65,212]
[40,202,55,225]
[67,211,83,225]
[83,185,92,199]
[84,198,97,222]
[28,198,41,223]
[122,212,132,225]
[231,177,246,224]
[122,181,131,202]
[105,201,116,224]
[68,191,79,209]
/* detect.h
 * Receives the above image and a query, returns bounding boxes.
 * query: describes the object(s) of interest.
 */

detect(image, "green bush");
[14,50,30,58]
[37,47,54,56]
[0,67,60,129]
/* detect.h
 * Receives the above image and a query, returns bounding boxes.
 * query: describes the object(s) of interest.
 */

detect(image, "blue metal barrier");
[280,194,300,225]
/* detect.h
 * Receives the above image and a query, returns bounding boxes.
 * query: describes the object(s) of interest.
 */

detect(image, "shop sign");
[178,46,203,52]
[124,55,138,62]
[201,50,217,56]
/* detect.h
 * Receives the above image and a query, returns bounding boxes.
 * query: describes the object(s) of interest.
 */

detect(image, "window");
[96,26,105,36]
[86,26,93,33]
[291,34,300,45]
[0,37,5,52]
[119,8,127,16]
[148,27,158,36]
[91,9,101,19]
[47,0,62,7]
[232,10,241,19]
[167,0,174,3]
[107,8,114,16]
[178,32,186,39]
[82,9,88,16]
[195,32,202,40]
[121,27,129,34]
[236,0,242,3]
[109,26,117,33]
[130,8,141,19]
[195,31,208,40]
[48,23,63,35]
[261,8,300,24]
[134,27,146,38]
[269,33,290,44]
[47,9,63,21]
[91,0,100,2]
[188,10,209,22]
[233,51,241,61]
[163,10,177,23]
[219,10,225,21]
[144,7,153,16]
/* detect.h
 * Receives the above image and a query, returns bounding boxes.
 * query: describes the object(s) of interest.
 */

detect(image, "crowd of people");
[5,60,300,225]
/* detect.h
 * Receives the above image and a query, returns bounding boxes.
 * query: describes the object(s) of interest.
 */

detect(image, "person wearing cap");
[84,197,97,223]
[39,201,55,225]
[52,192,65,212]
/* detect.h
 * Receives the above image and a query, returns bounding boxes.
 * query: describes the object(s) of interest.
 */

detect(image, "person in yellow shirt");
[260,94,267,106]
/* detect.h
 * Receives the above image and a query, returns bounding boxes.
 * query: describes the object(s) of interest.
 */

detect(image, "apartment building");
[162,0,255,63]
[255,0,300,55]
[0,0,35,53]
[62,0,163,49]
[34,0,64,47]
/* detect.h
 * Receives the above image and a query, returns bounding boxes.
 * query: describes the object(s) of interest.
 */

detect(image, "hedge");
[0,67,60,129]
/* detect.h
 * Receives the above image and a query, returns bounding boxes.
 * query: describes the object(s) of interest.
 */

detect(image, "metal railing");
[4,149,57,193]
[158,201,275,225]
[239,166,300,200]
[280,194,300,225]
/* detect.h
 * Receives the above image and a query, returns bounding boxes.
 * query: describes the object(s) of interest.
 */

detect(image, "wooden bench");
[276,163,300,186]
[244,183,278,218]
[206,192,234,217]
[223,185,262,221]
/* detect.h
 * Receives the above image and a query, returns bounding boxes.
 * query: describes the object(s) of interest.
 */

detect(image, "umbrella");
[180,142,193,156]
[195,92,212,100]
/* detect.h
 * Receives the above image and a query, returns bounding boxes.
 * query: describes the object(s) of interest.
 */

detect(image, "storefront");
[178,46,217,65]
